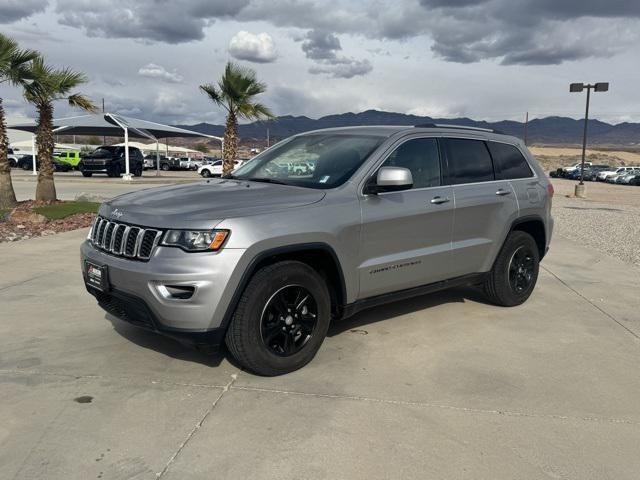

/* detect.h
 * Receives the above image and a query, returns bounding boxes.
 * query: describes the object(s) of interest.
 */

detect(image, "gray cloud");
[301,29,372,78]
[0,0,48,24]
[55,0,249,43]
[301,30,342,60]
[419,0,640,64]
[308,58,372,79]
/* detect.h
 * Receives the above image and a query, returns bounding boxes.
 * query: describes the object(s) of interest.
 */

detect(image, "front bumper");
[81,240,247,334]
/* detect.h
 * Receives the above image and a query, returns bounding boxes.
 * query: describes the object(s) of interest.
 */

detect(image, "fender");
[219,242,348,331]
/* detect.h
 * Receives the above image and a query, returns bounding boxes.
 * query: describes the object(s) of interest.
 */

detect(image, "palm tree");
[200,62,274,175]
[0,34,38,209]
[23,56,96,201]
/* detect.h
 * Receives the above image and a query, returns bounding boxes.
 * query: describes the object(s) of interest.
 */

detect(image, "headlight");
[161,229,229,252]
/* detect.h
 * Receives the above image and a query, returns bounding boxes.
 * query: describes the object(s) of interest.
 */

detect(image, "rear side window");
[442,138,494,184]
[382,138,441,189]
[487,142,533,180]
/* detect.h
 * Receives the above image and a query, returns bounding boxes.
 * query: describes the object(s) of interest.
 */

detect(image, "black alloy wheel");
[260,285,318,357]
[508,246,535,294]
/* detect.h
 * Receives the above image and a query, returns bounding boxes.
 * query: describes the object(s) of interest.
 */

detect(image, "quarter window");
[442,138,495,184]
[381,138,441,189]
[488,142,533,180]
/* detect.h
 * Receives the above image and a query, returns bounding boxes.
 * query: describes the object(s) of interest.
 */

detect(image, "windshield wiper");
[245,177,290,185]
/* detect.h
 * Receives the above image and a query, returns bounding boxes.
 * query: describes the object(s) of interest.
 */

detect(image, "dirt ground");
[529,146,640,172]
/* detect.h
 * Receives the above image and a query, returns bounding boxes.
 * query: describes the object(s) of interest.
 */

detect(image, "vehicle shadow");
[104,285,491,365]
[106,314,225,367]
[328,285,490,337]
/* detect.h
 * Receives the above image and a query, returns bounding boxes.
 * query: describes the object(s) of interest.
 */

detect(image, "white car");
[597,166,637,182]
[562,162,592,175]
[198,159,245,177]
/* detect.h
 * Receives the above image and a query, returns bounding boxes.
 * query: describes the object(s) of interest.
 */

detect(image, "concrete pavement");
[1,230,639,479]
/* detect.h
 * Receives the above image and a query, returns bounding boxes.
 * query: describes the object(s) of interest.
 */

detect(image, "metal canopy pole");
[31,135,37,175]
[156,141,160,176]
[123,127,132,181]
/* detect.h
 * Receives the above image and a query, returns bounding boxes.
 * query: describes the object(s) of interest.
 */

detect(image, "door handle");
[496,189,512,196]
[430,196,450,205]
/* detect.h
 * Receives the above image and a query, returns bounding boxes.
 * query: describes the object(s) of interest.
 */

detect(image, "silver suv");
[81,125,554,375]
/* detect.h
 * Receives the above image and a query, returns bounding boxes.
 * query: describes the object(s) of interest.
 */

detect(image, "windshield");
[91,146,120,157]
[231,133,385,189]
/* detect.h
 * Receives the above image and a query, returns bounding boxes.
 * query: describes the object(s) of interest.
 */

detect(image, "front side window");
[487,141,533,180]
[381,138,441,189]
[442,138,494,184]
[232,133,385,189]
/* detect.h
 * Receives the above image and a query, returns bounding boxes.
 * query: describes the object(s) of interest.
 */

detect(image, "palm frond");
[199,83,226,110]
[0,33,38,86]
[236,102,275,121]
[68,93,97,113]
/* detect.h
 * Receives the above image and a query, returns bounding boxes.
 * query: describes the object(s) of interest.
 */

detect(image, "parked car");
[561,161,592,177]
[80,146,144,177]
[143,154,177,171]
[82,125,553,375]
[177,157,204,170]
[564,165,607,180]
[628,175,640,186]
[582,166,611,181]
[597,166,638,182]
[18,155,72,172]
[197,159,245,177]
[54,151,83,168]
[616,169,640,184]
[7,148,21,168]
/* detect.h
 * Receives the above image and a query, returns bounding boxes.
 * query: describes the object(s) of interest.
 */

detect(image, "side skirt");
[339,272,488,320]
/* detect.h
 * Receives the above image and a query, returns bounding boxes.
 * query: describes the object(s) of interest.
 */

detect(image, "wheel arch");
[509,215,547,259]
[220,243,348,332]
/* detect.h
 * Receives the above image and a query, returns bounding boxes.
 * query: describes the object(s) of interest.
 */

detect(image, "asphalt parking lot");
[2,225,640,479]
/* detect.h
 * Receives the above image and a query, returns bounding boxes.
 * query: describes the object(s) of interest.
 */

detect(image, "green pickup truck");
[54,151,83,168]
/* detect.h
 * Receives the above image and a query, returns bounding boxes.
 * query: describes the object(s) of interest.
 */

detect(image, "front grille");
[90,216,162,261]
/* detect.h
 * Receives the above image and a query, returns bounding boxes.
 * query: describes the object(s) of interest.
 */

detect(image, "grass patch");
[0,208,8,221]
[33,201,100,220]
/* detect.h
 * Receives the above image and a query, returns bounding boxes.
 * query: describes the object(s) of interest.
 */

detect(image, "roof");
[8,113,222,141]
[299,124,520,143]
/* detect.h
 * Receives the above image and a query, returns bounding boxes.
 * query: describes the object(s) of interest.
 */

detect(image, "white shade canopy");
[8,112,221,142]
[9,112,222,180]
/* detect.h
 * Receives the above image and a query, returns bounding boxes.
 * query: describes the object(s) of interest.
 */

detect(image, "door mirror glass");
[365,166,413,194]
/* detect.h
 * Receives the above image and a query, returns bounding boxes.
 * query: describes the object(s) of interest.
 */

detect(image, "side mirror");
[364,166,413,194]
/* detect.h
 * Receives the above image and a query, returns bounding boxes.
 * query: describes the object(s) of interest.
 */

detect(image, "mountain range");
[178,110,640,145]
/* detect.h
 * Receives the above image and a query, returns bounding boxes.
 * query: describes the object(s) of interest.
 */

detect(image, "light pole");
[569,82,609,198]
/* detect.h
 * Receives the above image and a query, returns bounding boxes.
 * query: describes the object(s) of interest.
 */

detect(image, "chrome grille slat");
[89,216,161,262]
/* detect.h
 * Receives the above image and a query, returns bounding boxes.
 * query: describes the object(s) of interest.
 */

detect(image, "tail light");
[547,183,554,198]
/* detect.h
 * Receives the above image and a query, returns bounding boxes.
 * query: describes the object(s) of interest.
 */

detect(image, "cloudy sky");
[1,0,639,130]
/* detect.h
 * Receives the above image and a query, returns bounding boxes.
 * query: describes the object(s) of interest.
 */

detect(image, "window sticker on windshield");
[319,175,330,183]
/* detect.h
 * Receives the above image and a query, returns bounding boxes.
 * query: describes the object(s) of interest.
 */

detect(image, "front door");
[358,137,454,299]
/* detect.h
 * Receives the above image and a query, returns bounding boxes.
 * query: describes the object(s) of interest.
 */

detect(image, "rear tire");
[225,261,331,376]
[82,171,93,177]
[201,169,211,178]
[483,231,540,307]
[133,164,143,177]
[161,163,170,171]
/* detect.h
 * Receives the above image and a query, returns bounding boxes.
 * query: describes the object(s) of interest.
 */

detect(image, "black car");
[80,146,144,177]
[18,155,72,172]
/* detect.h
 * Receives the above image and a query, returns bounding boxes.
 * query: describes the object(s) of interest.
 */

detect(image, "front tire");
[483,231,540,307]
[201,169,211,178]
[225,261,331,376]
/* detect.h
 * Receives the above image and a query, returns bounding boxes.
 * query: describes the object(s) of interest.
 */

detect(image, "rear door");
[441,137,518,277]
[358,136,454,298]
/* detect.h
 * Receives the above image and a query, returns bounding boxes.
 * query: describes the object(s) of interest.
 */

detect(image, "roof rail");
[414,123,502,134]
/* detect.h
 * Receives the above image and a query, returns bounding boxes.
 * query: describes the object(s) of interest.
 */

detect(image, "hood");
[99,179,326,229]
